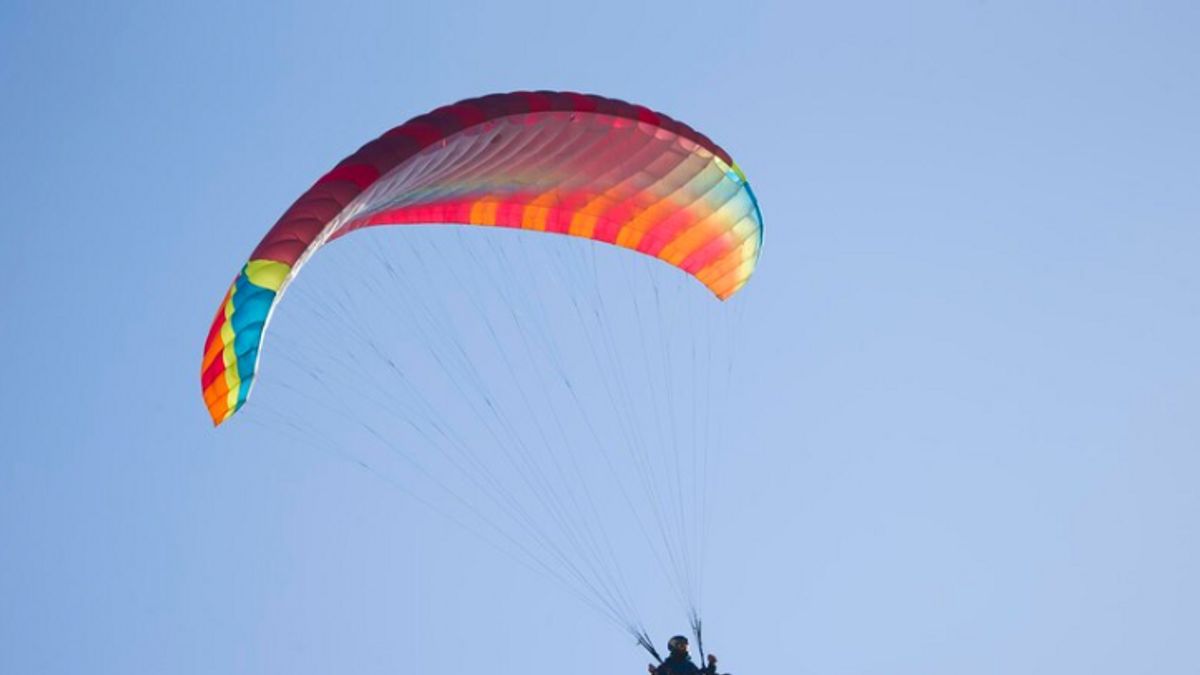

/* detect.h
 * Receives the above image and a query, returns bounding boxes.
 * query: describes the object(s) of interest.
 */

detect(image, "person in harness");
[648,635,719,675]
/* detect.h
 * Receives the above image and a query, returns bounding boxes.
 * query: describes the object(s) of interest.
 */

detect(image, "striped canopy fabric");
[202,91,763,425]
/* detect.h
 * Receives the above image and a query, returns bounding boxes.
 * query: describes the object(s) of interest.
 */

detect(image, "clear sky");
[2,1,1198,673]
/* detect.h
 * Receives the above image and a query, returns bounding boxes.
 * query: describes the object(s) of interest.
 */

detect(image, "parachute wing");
[201,91,763,425]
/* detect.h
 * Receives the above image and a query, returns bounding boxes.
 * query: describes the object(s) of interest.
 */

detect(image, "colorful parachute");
[201,91,763,425]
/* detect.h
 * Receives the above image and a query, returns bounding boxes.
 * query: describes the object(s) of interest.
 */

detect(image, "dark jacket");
[654,654,715,675]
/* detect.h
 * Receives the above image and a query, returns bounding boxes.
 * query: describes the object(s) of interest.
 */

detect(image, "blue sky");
[2,1,1198,673]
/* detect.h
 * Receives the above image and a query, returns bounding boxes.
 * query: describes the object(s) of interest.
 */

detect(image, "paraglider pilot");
[648,635,719,675]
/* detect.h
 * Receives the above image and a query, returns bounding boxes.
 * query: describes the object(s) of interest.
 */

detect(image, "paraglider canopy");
[201,91,762,426]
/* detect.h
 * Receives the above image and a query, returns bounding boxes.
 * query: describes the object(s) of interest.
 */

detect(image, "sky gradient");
[2,1,1198,673]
